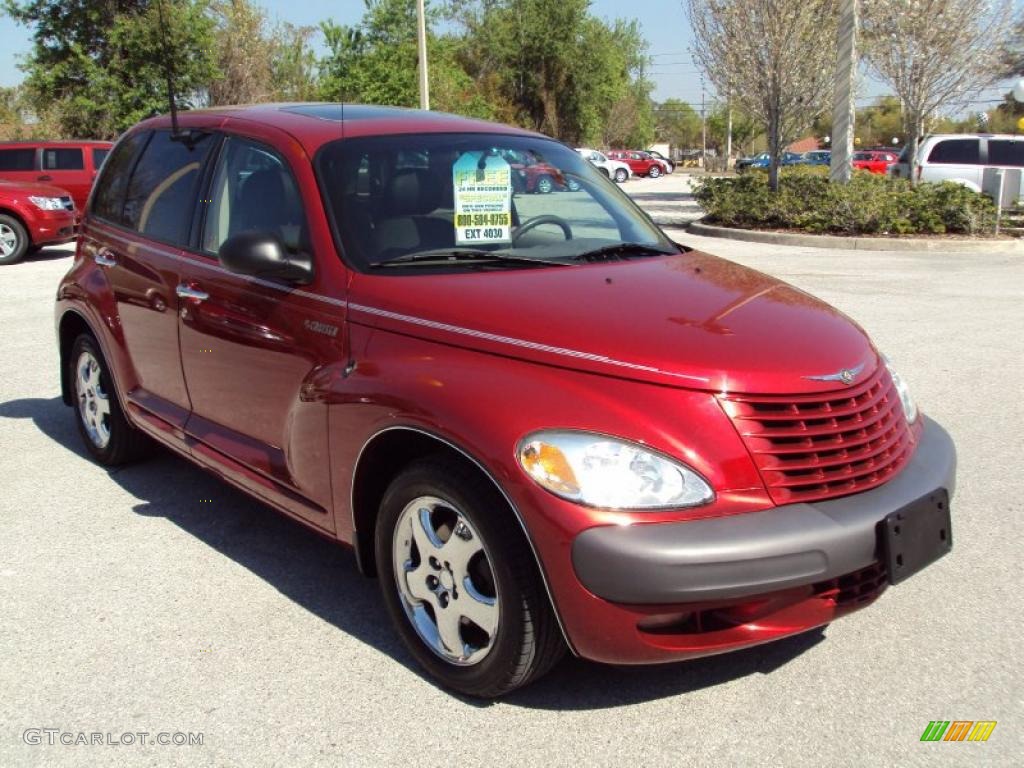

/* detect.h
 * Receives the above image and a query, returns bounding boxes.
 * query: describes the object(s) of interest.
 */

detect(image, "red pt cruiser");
[55,104,955,697]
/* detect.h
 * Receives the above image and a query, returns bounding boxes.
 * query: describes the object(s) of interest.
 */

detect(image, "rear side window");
[987,140,1024,168]
[927,139,980,165]
[0,148,36,171]
[42,148,84,171]
[122,131,214,245]
[92,132,151,223]
[92,148,110,169]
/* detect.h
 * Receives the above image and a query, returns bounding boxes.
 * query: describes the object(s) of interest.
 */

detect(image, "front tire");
[648,165,661,179]
[535,175,554,194]
[69,334,151,465]
[0,214,29,265]
[375,457,565,697]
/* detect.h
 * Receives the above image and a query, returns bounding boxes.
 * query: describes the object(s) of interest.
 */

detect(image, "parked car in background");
[852,150,900,175]
[889,134,1024,191]
[736,152,769,171]
[504,148,575,193]
[799,150,831,166]
[0,179,76,264]
[645,149,675,174]
[0,140,113,211]
[606,150,667,178]
[736,151,803,172]
[576,148,631,183]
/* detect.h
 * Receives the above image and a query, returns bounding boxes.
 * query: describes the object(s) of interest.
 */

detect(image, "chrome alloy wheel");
[0,223,18,258]
[392,496,500,666]
[75,350,111,449]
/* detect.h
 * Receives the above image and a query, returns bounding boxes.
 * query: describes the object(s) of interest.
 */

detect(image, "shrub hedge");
[692,166,998,236]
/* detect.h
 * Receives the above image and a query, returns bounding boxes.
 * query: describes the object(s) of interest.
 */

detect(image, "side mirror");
[217,232,313,285]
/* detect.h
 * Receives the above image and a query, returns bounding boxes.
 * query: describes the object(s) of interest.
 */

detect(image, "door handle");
[176,283,209,302]
[37,175,52,182]
[95,249,117,267]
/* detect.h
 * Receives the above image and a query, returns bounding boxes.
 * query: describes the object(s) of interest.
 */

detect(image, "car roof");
[0,139,113,147]
[922,133,1023,141]
[133,103,546,156]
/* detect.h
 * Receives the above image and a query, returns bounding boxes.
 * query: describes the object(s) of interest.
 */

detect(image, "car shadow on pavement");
[2,394,827,710]
[20,245,76,263]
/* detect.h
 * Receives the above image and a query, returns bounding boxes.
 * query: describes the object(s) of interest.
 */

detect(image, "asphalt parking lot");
[2,177,1021,766]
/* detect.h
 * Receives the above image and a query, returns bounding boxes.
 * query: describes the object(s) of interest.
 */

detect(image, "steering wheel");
[512,214,573,243]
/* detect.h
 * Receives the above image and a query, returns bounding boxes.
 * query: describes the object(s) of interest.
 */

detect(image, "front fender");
[320,324,770,648]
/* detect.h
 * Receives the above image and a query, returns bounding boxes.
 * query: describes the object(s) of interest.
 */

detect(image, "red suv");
[606,150,667,178]
[0,140,114,211]
[55,104,955,698]
[0,180,76,264]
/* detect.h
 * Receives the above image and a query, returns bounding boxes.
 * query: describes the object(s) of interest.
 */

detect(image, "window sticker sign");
[453,151,512,245]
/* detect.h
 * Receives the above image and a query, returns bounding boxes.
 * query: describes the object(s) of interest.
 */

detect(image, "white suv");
[576,148,631,183]
[889,134,1024,192]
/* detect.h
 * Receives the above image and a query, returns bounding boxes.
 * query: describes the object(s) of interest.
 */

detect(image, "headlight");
[883,356,918,423]
[28,196,65,211]
[516,430,713,510]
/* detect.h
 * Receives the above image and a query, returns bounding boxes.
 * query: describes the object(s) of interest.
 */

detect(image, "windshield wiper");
[569,242,678,262]
[372,248,573,268]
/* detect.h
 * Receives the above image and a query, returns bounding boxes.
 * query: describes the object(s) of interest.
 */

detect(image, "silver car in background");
[575,148,632,183]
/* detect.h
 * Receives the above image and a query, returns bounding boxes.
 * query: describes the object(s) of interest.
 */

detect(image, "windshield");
[316,133,674,271]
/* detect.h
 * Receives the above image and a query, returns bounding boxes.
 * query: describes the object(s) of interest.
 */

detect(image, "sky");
[0,0,1017,114]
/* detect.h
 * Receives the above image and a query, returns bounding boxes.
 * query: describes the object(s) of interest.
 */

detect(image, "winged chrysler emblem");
[803,361,866,386]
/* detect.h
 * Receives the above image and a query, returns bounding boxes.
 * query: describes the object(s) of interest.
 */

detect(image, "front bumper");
[573,416,956,605]
[28,209,77,246]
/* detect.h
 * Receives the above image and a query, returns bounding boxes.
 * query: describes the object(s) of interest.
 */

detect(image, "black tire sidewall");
[649,166,661,178]
[375,460,536,696]
[614,169,627,183]
[0,214,30,265]
[536,175,553,194]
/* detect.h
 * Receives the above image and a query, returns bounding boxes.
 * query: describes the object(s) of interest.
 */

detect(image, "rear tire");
[375,456,565,698]
[614,168,628,183]
[0,214,29,265]
[69,333,151,466]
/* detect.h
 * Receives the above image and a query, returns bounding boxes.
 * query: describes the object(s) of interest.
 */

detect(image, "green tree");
[706,105,759,155]
[0,86,59,139]
[318,0,492,116]
[207,0,318,105]
[4,0,218,139]
[271,23,319,102]
[655,99,701,148]
[446,1,651,144]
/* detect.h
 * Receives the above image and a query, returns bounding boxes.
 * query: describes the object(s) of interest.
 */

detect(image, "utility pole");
[700,74,707,170]
[829,0,858,183]
[416,0,429,110]
[725,100,732,169]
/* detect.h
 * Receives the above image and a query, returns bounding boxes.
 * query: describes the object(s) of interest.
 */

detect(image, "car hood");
[348,250,878,395]
[0,180,72,198]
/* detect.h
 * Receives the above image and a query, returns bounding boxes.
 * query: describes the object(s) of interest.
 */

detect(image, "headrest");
[237,169,288,233]
[381,169,441,217]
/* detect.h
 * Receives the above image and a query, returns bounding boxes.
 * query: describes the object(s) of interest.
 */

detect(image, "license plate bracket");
[881,490,952,585]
